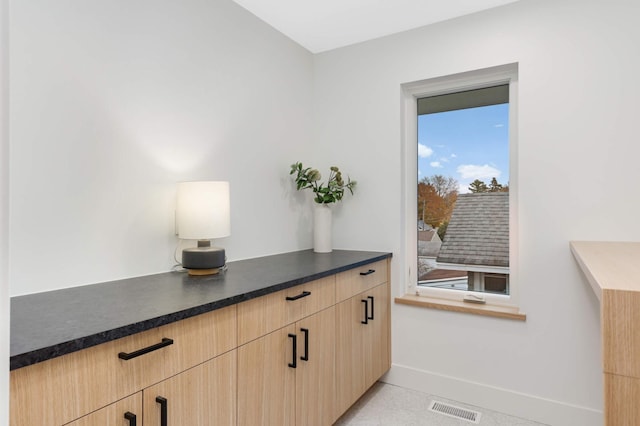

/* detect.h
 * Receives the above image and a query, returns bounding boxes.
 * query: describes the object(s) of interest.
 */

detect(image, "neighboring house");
[417,227,442,277]
[436,192,509,294]
[418,228,440,243]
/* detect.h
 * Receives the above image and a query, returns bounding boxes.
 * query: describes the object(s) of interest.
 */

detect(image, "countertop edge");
[571,240,640,300]
[570,241,603,302]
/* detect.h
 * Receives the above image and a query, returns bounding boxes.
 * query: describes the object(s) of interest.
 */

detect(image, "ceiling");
[231,0,521,53]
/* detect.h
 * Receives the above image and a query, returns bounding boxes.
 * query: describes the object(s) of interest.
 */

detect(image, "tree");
[417,182,442,228]
[418,175,458,229]
[489,177,503,192]
[468,179,488,193]
[468,177,509,193]
[421,175,458,198]
[437,221,449,241]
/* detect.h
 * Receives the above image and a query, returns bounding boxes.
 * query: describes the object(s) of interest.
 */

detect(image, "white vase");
[313,203,332,253]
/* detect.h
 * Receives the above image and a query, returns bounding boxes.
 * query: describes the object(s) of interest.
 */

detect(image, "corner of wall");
[1,0,10,423]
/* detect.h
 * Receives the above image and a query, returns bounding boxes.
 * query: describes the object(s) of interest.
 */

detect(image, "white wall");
[9,0,314,296]
[313,0,640,424]
[1,0,9,421]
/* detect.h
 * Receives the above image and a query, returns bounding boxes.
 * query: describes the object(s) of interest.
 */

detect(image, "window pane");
[417,88,509,295]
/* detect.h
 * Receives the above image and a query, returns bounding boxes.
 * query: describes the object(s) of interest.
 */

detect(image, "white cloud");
[440,157,449,163]
[458,183,470,194]
[418,143,433,158]
[430,161,443,168]
[451,153,457,158]
[494,123,505,128]
[457,164,501,180]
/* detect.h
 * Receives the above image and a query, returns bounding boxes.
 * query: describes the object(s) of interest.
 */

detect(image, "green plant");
[290,161,357,204]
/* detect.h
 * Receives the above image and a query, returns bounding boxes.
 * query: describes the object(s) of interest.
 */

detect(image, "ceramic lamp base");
[182,240,226,271]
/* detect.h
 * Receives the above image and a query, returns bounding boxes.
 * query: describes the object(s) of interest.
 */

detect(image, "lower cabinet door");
[335,282,391,419]
[335,293,367,417]
[237,324,297,426]
[364,283,391,389]
[295,306,336,426]
[65,392,142,426]
[143,350,236,426]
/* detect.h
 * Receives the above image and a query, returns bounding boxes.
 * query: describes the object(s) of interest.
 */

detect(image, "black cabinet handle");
[300,328,309,361]
[118,338,174,360]
[359,269,375,276]
[124,412,137,426]
[361,299,369,324]
[156,396,167,426]
[288,333,297,368]
[286,291,311,301]
[368,295,375,320]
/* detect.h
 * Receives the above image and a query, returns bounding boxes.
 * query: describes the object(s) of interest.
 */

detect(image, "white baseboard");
[381,364,602,426]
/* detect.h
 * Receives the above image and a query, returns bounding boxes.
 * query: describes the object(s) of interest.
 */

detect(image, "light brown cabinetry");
[238,324,296,426]
[335,261,390,419]
[237,276,336,346]
[602,289,640,426]
[295,307,336,426]
[362,283,391,389]
[67,352,237,426]
[10,305,237,426]
[66,393,142,426]
[144,350,236,425]
[571,241,640,426]
[237,276,336,426]
[11,256,392,426]
[335,283,390,417]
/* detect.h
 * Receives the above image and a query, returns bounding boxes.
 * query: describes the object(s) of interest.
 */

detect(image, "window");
[401,64,518,306]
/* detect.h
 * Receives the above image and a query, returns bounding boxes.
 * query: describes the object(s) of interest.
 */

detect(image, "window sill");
[394,294,526,321]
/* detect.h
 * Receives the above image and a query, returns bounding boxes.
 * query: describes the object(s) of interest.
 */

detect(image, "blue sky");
[418,103,509,194]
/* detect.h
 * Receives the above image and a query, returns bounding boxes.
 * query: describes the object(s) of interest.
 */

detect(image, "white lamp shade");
[177,181,230,240]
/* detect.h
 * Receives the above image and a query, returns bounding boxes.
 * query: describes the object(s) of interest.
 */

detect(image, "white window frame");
[401,63,519,307]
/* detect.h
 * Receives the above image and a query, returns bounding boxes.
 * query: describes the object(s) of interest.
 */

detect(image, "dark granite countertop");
[10,249,391,370]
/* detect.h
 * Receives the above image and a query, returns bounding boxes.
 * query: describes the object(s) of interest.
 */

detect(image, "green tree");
[468,179,488,193]
[489,177,503,192]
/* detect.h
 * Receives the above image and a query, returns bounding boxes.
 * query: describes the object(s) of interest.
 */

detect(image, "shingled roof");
[436,192,509,268]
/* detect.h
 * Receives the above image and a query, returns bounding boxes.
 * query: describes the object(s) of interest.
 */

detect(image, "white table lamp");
[176,181,230,275]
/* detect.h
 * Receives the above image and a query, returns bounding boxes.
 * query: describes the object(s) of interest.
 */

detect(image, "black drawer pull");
[368,295,375,320]
[156,396,168,426]
[118,338,174,360]
[359,269,375,276]
[361,299,369,324]
[300,328,309,362]
[124,412,137,426]
[286,291,311,301]
[288,333,297,368]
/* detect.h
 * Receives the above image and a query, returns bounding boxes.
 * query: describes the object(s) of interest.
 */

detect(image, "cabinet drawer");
[237,276,335,345]
[10,305,236,426]
[336,260,388,302]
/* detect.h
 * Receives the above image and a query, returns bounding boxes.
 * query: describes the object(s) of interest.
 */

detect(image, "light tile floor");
[334,382,548,426]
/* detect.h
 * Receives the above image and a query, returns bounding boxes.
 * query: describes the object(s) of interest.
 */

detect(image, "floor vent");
[428,400,482,424]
